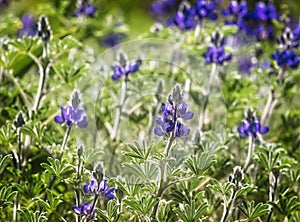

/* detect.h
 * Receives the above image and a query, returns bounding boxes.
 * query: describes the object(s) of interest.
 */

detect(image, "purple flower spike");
[154,84,193,139]
[102,33,126,48]
[194,0,218,21]
[72,202,93,216]
[167,2,196,30]
[237,110,269,139]
[74,0,96,17]
[84,179,115,200]
[271,49,299,69]
[54,90,88,128]
[111,54,141,81]
[54,106,88,128]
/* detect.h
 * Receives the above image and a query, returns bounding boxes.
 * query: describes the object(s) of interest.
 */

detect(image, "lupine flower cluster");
[83,179,115,199]
[74,0,96,17]
[203,30,232,65]
[167,0,218,30]
[18,14,36,38]
[72,164,115,218]
[271,27,300,69]
[111,52,141,81]
[237,109,269,139]
[101,33,126,48]
[151,0,177,16]
[222,0,248,28]
[54,90,88,128]
[154,84,194,138]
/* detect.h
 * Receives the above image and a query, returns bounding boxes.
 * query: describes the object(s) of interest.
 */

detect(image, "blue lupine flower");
[203,31,232,65]
[54,90,88,128]
[151,0,176,15]
[54,106,88,128]
[237,118,269,139]
[155,85,193,138]
[255,24,274,41]
[101,33,126,48]
[223,0,247,26]
[252,1,278,22]
[74,0,96,17]
[111,58,141,81]
[18,14,36,37]
[194,0,218,21]
[292,25,300,42]
[72,202,93,217]
[83,179,115,200]
[203,46,232,65]
[271,49,299,69]
[167,2,196,30]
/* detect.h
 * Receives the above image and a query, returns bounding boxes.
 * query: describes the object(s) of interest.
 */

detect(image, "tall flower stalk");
[152,84,194,219]
[108,51,141,174]
[237,108,269,170]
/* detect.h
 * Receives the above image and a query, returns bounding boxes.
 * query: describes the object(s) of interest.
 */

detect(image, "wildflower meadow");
[0,0,300,221]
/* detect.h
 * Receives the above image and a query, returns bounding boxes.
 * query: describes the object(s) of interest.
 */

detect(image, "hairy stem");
[109,78,128,174]
[267,171,279,222]
[244,136,254,170]
[152,135,176,220]
[261,89,278,126]
[221,188,237,222]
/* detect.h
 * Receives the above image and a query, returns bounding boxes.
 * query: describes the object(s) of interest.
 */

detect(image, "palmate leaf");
[0,124,16,147]
[124,140,154,161]
[17,208,47,222]
[123,194,158,216]
[41,157,74,177]
[0,186,17,208]
[173,200,208,222]
[0,154,13,175]
[96,199,120,222]
[122,161,158,182]
[52,63,86,84]
[8,36,40,52]
[270,196,300,216]
[255,144,287,171]
[238,200,270,219]
[185,151,216,176]
[34,189,62,212]
[207,178,234,196]
[115,176,144,197]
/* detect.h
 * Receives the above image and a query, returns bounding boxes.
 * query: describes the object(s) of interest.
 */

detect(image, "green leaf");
[17,208,47,222]
[41,157,74,178]
[238,200,270,219]
[0,186,17,208]
[0,154,13,175]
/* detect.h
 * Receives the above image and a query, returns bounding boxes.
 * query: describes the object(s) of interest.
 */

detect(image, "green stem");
[152,135,176,220]
[244,136,254,170]
[221,188,237,222]
[60,126,72,159]
[109,77,128,174]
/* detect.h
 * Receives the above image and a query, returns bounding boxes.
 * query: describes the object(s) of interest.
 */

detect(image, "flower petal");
[72,206,81,215]
[78,116,88,128]
[183,111,194,120]
[260,126,269,134]
[83,184,89,193]
[154,127,164,136]
[54,115,64,124]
